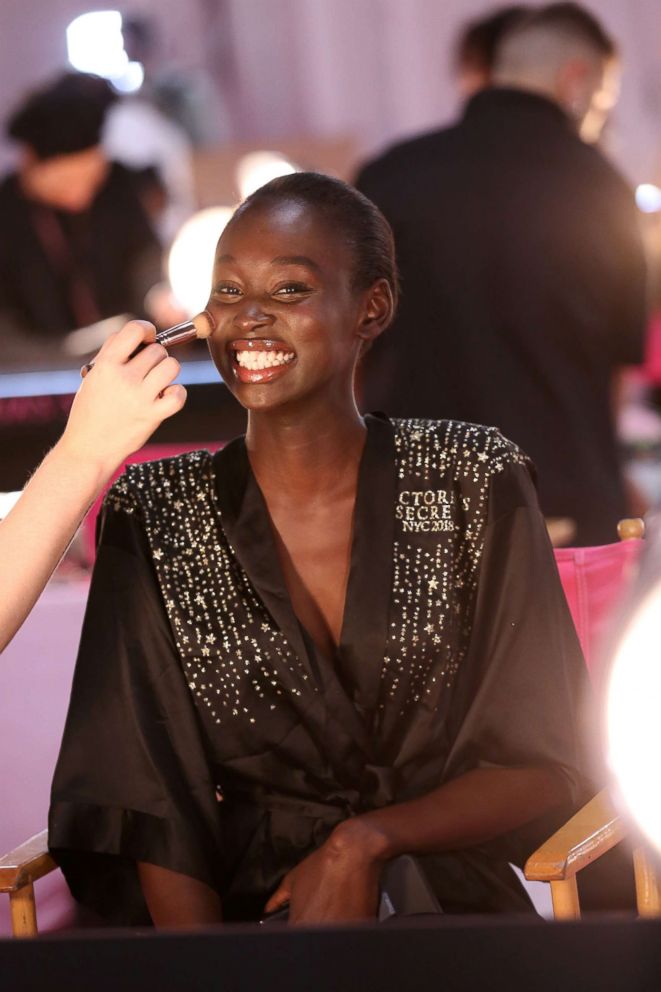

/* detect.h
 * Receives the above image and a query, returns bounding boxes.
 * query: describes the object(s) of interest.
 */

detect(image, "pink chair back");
[554,539,644,679]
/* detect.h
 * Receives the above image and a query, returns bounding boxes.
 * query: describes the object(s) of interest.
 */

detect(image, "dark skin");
[138,197,570,927]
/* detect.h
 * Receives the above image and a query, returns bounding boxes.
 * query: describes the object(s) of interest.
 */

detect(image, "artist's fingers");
[156,383,188,416]
[264,878,291,915]
[126,341,171,379]
[144,356,182,398]
[99,320,156,363]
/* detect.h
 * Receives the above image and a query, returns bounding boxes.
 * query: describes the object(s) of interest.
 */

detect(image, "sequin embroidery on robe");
[51,414,591,923]
[378,419,528,725]
[107,417,529,754]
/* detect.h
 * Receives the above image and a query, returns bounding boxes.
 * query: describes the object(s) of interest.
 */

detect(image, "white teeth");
[235,350,294,370]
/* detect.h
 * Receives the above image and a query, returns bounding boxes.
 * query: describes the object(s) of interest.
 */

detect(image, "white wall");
[1,0,660,182]
[221,0,661,181]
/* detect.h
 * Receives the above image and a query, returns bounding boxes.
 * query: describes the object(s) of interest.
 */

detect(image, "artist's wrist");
[48,436,116,499]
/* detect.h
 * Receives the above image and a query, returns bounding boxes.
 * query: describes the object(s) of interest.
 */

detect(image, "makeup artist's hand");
[0,321,186,653]
[61,320,187,480]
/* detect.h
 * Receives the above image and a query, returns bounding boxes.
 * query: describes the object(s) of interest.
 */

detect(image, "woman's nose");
[233,303,275,333]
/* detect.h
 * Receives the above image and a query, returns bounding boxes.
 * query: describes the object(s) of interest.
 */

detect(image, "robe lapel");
[211,417,396,763]
[211,438,315,681]
[337,414,396,726]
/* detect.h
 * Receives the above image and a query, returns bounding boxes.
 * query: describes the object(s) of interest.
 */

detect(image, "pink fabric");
[624,313,661,388]
[645,314,661,385]
[554,539,643,680]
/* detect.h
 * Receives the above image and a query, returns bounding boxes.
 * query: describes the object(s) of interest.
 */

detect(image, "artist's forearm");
[336,766,569,862]
[138,862,223,927]
[0,441,107,652]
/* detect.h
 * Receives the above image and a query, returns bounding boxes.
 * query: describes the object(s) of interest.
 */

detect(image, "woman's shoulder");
[104,448,216,516]
[391,417,530,479]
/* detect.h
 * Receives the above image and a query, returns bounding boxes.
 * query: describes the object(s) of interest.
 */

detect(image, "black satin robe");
[49,416,591,923]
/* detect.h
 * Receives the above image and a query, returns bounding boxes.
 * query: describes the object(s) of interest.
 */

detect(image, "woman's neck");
[245,397,367,502]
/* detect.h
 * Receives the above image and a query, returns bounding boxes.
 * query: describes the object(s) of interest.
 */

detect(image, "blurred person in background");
[356,3,647,547]
[0,73,163,363]
[455,5,529,98]
[121,14,230,147]
[104,93,196,245]
[105,14,200,245]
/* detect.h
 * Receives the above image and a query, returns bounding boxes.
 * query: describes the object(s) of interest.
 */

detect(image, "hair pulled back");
[232,171,399,315]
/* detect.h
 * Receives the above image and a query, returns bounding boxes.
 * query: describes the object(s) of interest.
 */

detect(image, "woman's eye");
[214,284,242,299]
[274,283,312,297]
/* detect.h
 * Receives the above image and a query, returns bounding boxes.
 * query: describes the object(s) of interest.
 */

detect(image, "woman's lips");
[228,338,297,384]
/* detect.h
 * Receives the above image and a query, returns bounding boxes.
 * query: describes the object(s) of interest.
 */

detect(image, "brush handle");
[81,321,197,377]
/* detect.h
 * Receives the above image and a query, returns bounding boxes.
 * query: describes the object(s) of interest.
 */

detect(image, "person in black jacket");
[454,5,529,99]
[0,72,162,362]
[356,3,648,547]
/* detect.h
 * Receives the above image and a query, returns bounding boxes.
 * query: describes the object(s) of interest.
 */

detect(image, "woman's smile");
[228,337,298,384]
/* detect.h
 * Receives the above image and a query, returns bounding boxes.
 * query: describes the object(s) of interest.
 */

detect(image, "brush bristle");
[192,310,215,339]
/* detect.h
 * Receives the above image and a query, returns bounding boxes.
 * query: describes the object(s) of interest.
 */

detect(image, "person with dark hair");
[0,72,162,360]
[455,5,529,97]
[356,2,647,547]
[50,172,590,927]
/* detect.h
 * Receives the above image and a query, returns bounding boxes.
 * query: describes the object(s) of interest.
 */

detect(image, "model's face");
[20,147,109,212]
[206,199,373,413]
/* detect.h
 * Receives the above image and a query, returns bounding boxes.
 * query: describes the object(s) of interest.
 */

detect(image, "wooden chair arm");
[0,830,56,893]
[525,789,627,882]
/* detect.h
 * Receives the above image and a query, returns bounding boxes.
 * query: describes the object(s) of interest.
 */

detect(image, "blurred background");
[2,0,660,179]
[1,0,660,498]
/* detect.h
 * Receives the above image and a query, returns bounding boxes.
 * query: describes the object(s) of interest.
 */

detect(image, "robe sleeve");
[48,499,225,925]
[444,459,594,858]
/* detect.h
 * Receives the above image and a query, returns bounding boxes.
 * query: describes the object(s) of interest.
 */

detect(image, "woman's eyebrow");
[271,255,322,274]
[215,252,322,275]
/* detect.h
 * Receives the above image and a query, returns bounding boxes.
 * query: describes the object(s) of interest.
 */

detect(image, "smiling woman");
[49,173,591,927]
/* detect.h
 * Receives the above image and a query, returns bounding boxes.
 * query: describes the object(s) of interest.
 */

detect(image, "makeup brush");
[80,310,215,377]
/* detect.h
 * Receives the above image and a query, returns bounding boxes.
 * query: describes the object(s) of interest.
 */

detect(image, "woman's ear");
[356,279,395,344]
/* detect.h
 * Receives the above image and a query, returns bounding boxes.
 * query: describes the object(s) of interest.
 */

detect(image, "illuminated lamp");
[236,151,299,201]
[606,513,661,853]
[168,207,234,316]
[635,184,661,214]
[66,11,143,94]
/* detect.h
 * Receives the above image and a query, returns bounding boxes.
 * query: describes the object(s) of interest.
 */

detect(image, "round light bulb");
[236,151,299,201]
[168,207,234,316]
[606,581,661,851]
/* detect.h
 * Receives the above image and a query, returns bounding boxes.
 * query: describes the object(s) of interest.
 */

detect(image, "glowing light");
[168,207,234,316]
[66,11,143,93]
[606,580,661,851]
[67,12,127,76]
[636,184,661,214]
[236,152,299,201]
[111,61,144,94]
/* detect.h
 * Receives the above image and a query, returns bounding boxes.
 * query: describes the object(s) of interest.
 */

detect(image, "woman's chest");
[268,497,356,655]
